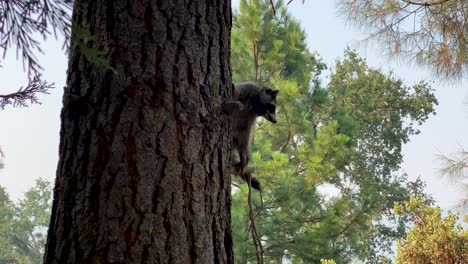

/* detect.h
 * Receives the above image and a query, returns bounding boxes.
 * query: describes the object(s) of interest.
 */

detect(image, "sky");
[1,1,467,210]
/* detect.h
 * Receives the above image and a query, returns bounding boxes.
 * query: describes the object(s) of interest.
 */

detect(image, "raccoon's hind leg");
[231,146,243,174]
[231,147,249,174]
[231,146,261,190]
[231,161,261,190]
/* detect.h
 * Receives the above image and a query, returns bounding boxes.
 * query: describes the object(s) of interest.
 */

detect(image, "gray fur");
[226,81,279,190]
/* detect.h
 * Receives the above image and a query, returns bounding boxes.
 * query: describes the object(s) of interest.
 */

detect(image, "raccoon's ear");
[271,89,279,98]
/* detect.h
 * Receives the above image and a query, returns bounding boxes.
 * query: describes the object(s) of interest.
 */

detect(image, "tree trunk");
[44,1,233,263]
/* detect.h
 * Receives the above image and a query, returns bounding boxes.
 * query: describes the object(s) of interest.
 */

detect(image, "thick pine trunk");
[44,1,233,263]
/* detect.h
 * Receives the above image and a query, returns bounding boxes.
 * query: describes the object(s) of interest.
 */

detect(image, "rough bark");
[44,1,233,263]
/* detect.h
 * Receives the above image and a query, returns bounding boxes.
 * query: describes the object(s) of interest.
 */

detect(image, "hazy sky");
[1,1,467,209]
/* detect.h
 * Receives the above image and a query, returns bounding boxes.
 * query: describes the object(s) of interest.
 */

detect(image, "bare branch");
[338,0,468,80]
[269,0,276,15]
[401,0,451,7]
[0,146,4,169]
[247,177,265,264]
[286,0,306,5]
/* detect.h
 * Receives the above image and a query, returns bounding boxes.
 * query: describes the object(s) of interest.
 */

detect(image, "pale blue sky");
[1,1,467,210]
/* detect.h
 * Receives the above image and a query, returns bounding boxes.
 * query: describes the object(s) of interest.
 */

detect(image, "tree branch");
[0,0,71,109]
[269,0,276,15]
[246,172,265,264]
[280,103,293,153]
[0,75,53,109]
[0,146,4,169]
[0,0,73,76]
[401,0,451,7]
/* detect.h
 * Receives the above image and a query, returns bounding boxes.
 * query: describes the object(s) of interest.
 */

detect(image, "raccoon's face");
[258,87,279,124]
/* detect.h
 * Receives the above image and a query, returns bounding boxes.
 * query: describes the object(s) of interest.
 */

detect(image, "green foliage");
[231,1,437,263]
[232,0,324,85]
[0,179,52,264]
[0,186,18,263]
[394,196,468,263]
[71,22,117,74]
[329,50,437,176]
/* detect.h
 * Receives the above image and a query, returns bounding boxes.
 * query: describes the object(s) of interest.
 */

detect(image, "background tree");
[231,1,437,263]
[394,195,468,263]
[44,0,234,263]
[0,185,19,263]
[338,0,468,80]
[338,0,468,210]
[327,50,438,260]
[0,179,52,264]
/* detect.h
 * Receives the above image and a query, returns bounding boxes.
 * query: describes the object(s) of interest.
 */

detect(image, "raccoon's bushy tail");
[249,177,261,190]
[233,164,262,190]
[240,172,261,190]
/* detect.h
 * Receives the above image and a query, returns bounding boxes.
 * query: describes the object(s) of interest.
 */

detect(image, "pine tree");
[338,0,468,80]
[44,1,234,262]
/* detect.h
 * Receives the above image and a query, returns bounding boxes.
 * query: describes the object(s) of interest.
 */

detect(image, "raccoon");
[225,81,279,190]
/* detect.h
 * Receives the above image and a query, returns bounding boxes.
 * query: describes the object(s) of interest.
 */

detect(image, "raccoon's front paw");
[233,163,243,174]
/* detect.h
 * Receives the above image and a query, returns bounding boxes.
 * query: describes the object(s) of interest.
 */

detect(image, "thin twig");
[401,0,451,7]
[269,0,276,15]
[280,103,292,153]
[247,173,264,264]
[0,75,53,109]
